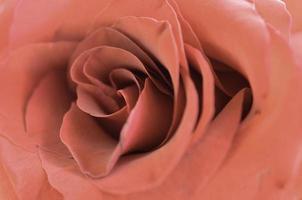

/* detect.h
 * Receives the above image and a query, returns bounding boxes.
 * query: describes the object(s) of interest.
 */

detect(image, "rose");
[0,0,302,199]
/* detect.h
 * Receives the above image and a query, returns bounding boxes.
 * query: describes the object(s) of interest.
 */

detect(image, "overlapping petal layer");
[0,0,301,199]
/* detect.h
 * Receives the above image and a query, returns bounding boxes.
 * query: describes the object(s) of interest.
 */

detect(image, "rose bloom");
[0,0,301,199]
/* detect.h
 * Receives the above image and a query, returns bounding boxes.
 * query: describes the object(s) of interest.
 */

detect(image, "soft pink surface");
[0,0,301,199]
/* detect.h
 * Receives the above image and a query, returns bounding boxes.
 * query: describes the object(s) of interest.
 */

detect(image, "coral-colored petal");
[0,159,17,200]
[117,84,140,111]
[290,32,302,66]
[175,0,270,110]
[112,17,179,96]
[60,103,121,178]
[71,46,146,85]
[0,136,62,200]
[167,0,201,50]
[255,0,291,40]
[105,88,246,200]
[93,68,198,194]
[184,44,215,143]
[39,150,104,200]
[0,42,75,150]
[0,0,18,54]
[25,70,73,151]
[71,27,170,94]
[284,0,302,32]
[120,78,173,152]
[9,0,110,49]
[191,24,302,200]
[91,0,187,67]
[76,85,121,116]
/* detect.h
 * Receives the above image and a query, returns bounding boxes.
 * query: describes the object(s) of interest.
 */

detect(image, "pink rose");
[0,0,301,199]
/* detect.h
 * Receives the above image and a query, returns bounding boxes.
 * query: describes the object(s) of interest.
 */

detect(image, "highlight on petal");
[9,0,110,48]
[167,0,201,50]
[255,0,291,40]
[0,159,17,200]
[290,32,302,66]
[0,0,18,54]
[284,0,302,32]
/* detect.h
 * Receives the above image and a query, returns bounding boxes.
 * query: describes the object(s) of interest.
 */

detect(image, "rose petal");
[175,0,270,110]
[39,150,104,200]
[120,78,173,152]
[70,27,170,94]
[290,32,302,66]
[93,68,198,194]
[76,86,128,138]
[90,0,187,67]
[0,136,62,200]
[60,103,121,178]
[0,157,17,200]
[167,0,201,50]
[112,16,179,97]
[0,0,18,54]
[106,88,246,200]
[76,85,121,115]
[190,24,302,200]
[9,0,110,48]
[75,46,147,84]
[117,84,140,112]
[255,0,291,40]
[184,44,215,143]
[0,42,76,150]
[25,70,73,151]
[112,16,186,143]
[110,68,143,91]
[284,0,302,33]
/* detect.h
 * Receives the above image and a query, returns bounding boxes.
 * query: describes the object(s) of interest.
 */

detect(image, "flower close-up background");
[0,0,301,199]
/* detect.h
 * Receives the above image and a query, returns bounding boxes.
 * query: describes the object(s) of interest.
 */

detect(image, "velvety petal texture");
[0,0,301,199]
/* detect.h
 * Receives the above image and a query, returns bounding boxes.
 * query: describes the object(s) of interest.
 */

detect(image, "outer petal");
[8,0,110,49]
[0,0,18,54]
[175,0,270,111]
[191,24,302,200]
[0,42,76,150]
[285,0,302,32]
[0,136,62,200]
[255,0,291,40]
[39,149,104,200]
[291,32,302,66]
[25,70,73,152]
[0,158,17,200]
